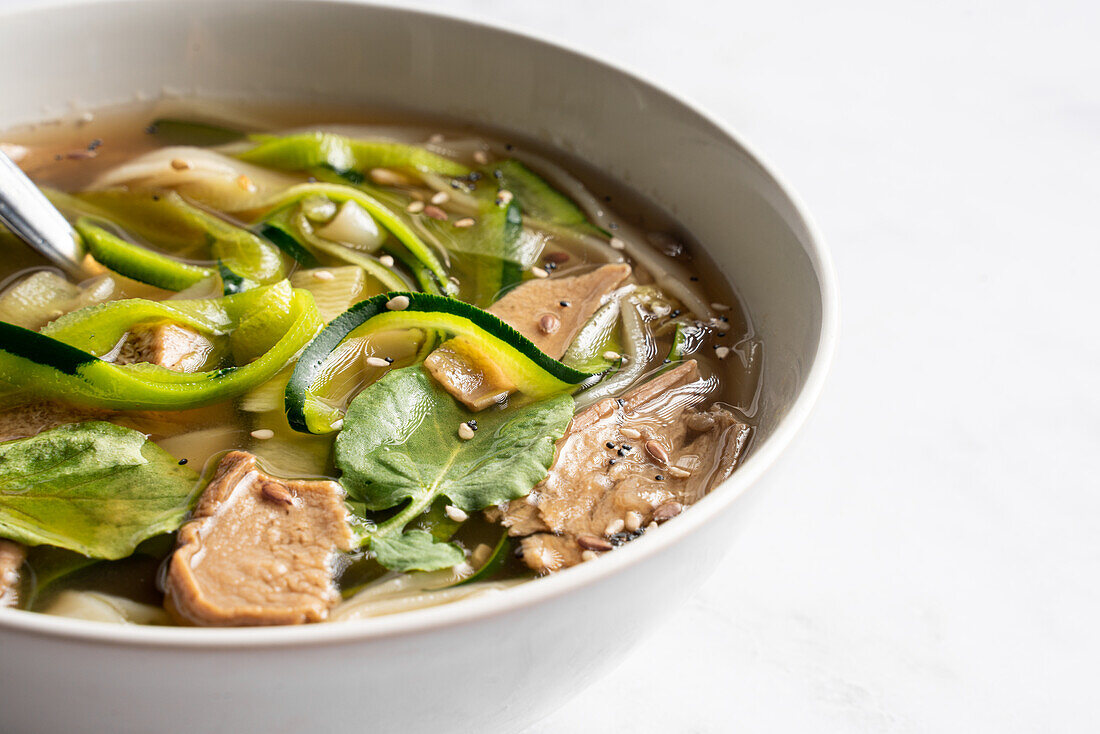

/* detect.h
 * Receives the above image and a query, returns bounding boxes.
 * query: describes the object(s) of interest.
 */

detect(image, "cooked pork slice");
[502,360,751,573]
[0,401,109,442]
[115,321,214,372]
[0,540,26,607]
[425,264,631,410]
[164,451,353,626]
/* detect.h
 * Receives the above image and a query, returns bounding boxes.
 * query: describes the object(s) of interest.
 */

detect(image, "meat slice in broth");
[164,451,352,626]
[0,539,26,607]
[424,264,631,410]
[0,401,108,442]
[115,321,215,373]
[501,360,751,573]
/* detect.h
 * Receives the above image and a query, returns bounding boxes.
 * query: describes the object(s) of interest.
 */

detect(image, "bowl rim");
[0,0,839,649]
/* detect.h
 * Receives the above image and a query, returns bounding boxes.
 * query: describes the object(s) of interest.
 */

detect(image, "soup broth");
[0,101,761,626]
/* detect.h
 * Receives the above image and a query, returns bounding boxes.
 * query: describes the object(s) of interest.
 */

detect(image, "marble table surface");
[363,1,1095,731]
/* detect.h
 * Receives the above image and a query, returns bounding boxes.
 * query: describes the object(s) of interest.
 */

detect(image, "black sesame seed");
[559,300,571,307]
[622,444,632,450]
[384,357,394,363]
[450,180,461,189]
[603,195,612,202]
[663,358,671,364]
[493,169,504,180]
[617,449,626,457]
[690,276,699,282]
[718,332,726,337]
[670,309,681,318]
[609,459,617,466]
[616,398,625,406]
[88,138,103,150]
[609,222,619,230]
[468,419,478,431]
[468,171,482,182]
[606,442,615,449]
[144,123,158,135]
[152,195,160,202]
[505,143,514,151]
[178,458,188,465]
[655,475,664,481]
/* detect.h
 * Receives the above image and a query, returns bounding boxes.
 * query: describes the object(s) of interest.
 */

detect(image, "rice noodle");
[89,146,302,212]
[331,571,523,621]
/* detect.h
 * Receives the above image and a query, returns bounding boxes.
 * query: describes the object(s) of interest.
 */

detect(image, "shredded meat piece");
[0,401,109,442]
[115,321,214,372]
[164,451,353,626]
[425,264,631,410]
[501,360,751,573]
[0,540,26,608]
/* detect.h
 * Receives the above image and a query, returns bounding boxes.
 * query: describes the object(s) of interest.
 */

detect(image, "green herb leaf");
[334,365,573,571]
[370,530,464,573]
[0,422,201,559]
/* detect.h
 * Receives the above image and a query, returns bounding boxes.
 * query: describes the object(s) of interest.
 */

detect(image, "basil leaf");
[336,366,573,512]
[334,366,573,571]
[0,422,201,559]
[371,530,464,573]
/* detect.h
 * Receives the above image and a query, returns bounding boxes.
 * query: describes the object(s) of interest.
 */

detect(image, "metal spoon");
[0,150,86,276]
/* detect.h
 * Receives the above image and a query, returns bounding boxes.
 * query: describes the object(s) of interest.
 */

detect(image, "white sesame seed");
[454,217,476,228]
[423,205,448,221]
[651,303,672,317]
[581,550,598,562]
[625,511,644,532]
[406,200,425,214]
[430,191,449,205]
[330,419,344,430]
[605,518,625,536]
[250,429,275,440]
[378,255,395,267]
[444,505,469,522]
[365,357,390,368]
[452,561,475,575]
[428,133,444,144]
[646,522,659,532]
[620,427,641,439]
[77,111,94,124]
[666,466,692,478]
[312,270,334,281]
[370,168,411,186]
[609,237,626,250]
[531,266,549,279]
[710,302,731,311]
[602,350,622,361]
[714,346,731,360]
[386,295,410,311]
[170,158,192,171]
[473,150,489,164]
[496,189,514,205]
[458,422,476,440]
[526,492,539,506]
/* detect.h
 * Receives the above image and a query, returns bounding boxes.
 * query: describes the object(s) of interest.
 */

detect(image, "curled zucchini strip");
[0,286,322,411]
[261,183,454,294]
[75,219,215,291]
[236,131,470,177]
[285,292,601,434]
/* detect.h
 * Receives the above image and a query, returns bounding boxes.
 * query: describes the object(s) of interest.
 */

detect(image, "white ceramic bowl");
[0,2,837,732]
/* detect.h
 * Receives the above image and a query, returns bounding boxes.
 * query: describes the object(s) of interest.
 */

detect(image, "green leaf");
[370,530,464,573]
[334,365,573,570]
[0,422,201,559]
[336,366,573,513]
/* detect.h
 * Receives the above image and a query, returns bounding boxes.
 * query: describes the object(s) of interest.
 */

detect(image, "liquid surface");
[0,100,762,626]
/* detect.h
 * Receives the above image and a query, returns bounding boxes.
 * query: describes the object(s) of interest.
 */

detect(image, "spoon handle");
[0,151,86,275]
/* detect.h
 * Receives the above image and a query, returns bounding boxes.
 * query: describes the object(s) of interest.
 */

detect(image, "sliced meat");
[115,321,214,372]
[0,540,26,607]
[164,451,353,626]
[501,360,751,573]
[0,401,109,442]
[425,264,631,410]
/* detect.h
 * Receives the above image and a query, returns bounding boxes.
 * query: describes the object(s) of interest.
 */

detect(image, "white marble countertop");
[363,1,1096,730]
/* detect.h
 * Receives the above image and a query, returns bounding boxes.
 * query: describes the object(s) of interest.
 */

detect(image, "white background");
[355,1,1095,731]
[6,0,1099,730]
